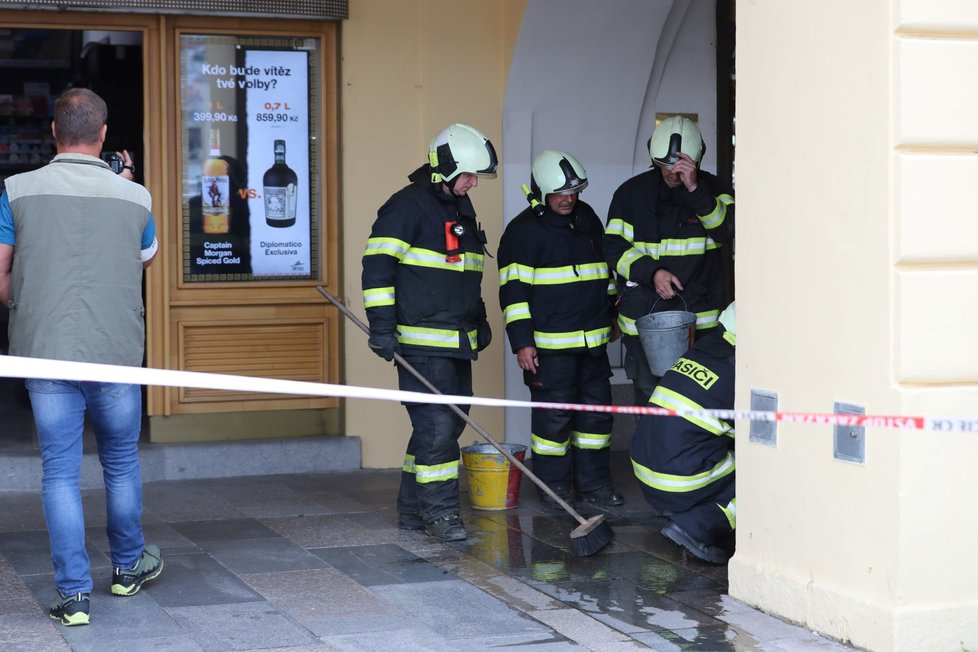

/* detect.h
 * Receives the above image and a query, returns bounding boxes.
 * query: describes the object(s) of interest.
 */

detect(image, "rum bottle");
[263,139,298,228]
[202,128,231,234]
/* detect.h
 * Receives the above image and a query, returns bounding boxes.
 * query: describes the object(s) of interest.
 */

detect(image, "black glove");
[368,331,398,362]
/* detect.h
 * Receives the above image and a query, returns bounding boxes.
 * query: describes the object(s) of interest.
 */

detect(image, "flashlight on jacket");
[444,221,464,262]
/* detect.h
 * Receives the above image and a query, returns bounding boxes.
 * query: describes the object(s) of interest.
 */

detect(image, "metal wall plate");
[750,389,778,447]
[834,402,865,464]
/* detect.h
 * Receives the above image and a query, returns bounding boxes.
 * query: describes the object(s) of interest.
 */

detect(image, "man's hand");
[671,152,699,192]
[368,331,398,362]
[653,269,684,299]
[516,346,539,374]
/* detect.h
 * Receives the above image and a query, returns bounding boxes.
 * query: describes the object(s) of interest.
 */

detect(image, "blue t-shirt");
[0,190,157,253]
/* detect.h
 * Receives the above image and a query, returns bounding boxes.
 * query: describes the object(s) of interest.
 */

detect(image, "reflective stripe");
[572,430,611,450]
[719,497,736,530]
[500,262,608,286]
[657,237,720,257]
[533,326,611,350]
[504,302,531,325]
[465,329,478,351]
[402,247,484,272]
[363,286,395,308]
[723,329,736,346]
[402,454,416,474]
[397,325,461,349]
[631,451,735,493]
[499,262,535,285]
[415,460,459,483]
[700,194,733,230]
[531,433,569,456]
[607,279,617,296]
[618,313,638,337]
[650,386,734,437]
[605,218,634,241]
[695,309,720,331]
[616,247,646,278]
[364,237,410,260]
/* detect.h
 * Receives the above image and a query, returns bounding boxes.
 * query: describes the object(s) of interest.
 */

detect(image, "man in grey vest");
[0,88,162,626]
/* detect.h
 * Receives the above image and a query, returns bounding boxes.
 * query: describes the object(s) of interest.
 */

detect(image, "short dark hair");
[53,88,107,146]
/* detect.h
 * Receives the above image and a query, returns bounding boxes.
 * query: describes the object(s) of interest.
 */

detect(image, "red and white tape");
[1,355,975,433]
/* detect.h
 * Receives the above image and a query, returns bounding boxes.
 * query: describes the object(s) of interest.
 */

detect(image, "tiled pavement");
[0,450,856,651]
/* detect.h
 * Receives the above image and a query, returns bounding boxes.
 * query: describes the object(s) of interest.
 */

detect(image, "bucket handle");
[649,293,688,315]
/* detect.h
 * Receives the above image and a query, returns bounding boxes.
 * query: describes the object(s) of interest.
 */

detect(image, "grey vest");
[6,153,153,367]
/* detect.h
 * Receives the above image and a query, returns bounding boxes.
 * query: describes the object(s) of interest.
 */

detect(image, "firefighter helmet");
[649,115,704,167]
[530,150,588,200]
[428,123,498,183]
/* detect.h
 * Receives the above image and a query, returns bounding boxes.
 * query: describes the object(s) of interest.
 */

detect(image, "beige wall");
[730,1,978,650]
[340,0,526,468]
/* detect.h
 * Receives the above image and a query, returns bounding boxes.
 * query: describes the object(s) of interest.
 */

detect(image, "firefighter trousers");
[396,356,471,523]
[525,351,614,494]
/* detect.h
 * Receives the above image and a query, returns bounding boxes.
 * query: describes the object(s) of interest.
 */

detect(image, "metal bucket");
[635,299,696,376]
[461,442,527,510]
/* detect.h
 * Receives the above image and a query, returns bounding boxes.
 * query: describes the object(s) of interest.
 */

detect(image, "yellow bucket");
[461,442,527,510]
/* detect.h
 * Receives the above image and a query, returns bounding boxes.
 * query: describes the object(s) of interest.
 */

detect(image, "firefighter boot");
[425,514,467,542]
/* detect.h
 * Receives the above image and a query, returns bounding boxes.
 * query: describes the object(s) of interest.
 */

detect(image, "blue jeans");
[27,379,145,595]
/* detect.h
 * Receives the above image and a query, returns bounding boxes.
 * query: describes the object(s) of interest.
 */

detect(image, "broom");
[316,286,613,557]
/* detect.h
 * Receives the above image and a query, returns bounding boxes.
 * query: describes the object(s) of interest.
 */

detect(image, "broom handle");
[316,286,588,526]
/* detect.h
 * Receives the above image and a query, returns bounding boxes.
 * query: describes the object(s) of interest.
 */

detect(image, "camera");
[101,151,124,174]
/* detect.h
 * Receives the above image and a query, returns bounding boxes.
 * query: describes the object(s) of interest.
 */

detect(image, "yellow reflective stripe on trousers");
[650,386,734,437]
[631,451,735,493]
[363,286,395,308]
[572,431,611,450]
[402,454,416,474]
[415,460,459,483]
[719,497,736,530]
[532,433,569,456]
[364,237,410,259]
[397,325,461,348]
[504,302,531,325]
[534,326,611,350]
[401,247,484,272]
[700,194,733,230]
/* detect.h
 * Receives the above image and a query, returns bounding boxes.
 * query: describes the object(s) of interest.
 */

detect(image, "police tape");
[1,354,976,433]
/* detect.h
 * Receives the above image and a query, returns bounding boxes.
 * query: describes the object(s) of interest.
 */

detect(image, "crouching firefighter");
[630,302,736,563]
[361,123,497,542]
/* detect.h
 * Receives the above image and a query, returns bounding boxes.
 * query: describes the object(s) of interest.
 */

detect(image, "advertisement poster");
[180,34,318,282]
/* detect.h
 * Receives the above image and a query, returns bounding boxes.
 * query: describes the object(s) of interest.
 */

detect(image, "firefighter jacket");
[630,330,736,515]
[498,200,616,354]
[362,165,490,359]
[604,168,734,337]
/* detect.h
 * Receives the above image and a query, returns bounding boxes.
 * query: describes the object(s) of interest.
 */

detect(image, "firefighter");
[630,302,736,564]
[604,116,735,405]
[498,150,624,509]
[361,123,497,542]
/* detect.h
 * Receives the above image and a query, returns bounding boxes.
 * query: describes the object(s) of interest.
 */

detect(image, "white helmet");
[649,115,704,167]
[428,123,498,183]
[530,150,588,200]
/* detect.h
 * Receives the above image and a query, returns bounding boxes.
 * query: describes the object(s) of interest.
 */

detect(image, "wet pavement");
[0,451,855,651]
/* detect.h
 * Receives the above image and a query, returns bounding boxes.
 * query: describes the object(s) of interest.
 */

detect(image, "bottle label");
[264,183,297,227]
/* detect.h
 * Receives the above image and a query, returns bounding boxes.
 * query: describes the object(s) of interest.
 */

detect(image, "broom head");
[570,514,613,557]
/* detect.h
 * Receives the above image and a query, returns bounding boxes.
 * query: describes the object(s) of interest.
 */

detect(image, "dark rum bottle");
[263,139,298,228]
